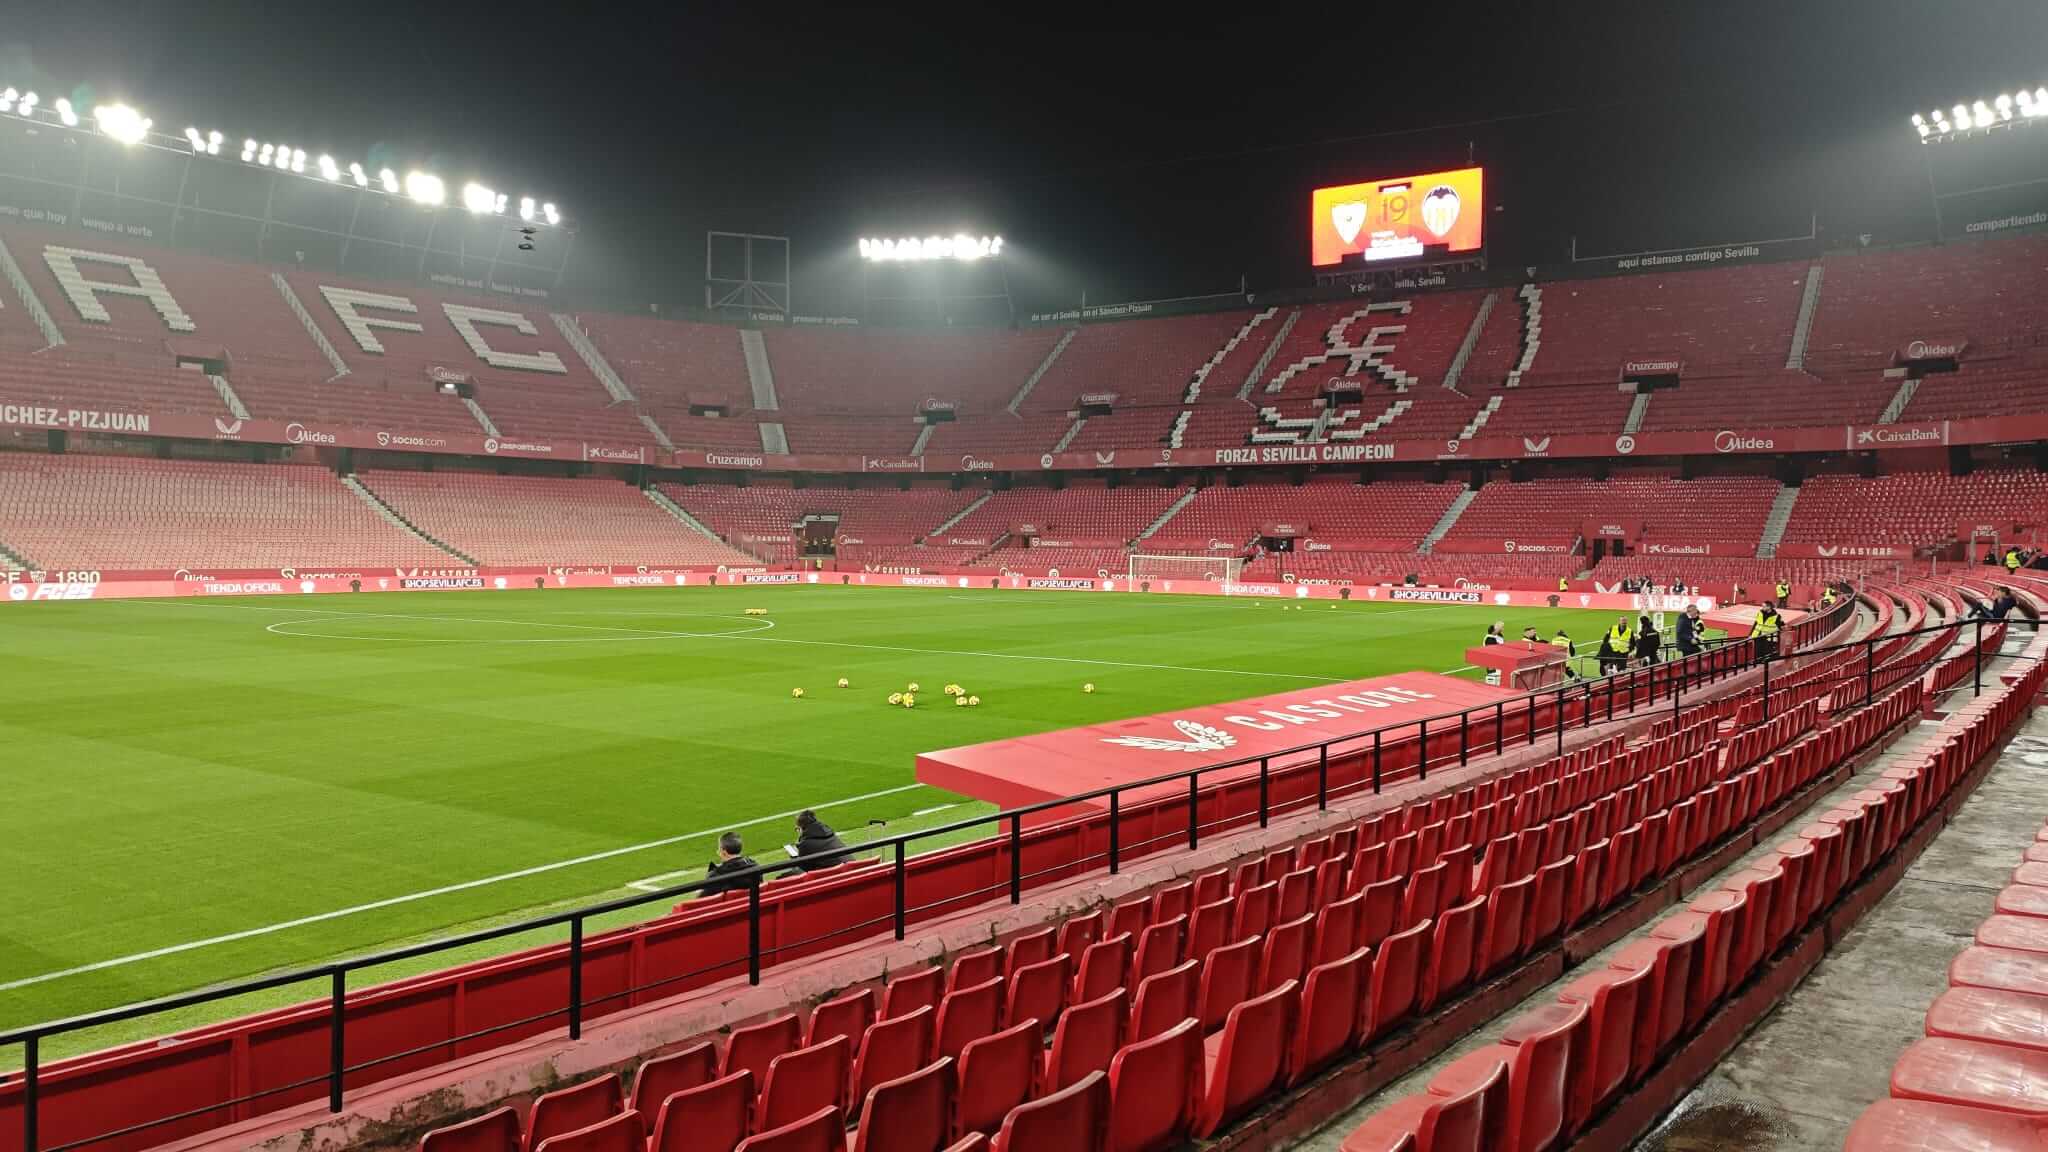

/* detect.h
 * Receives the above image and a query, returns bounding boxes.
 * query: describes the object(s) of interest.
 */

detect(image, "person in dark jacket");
[700,831,760,897]
[1634,615,1661,666]
[790,809,848,871]
[1675,606,1701,657]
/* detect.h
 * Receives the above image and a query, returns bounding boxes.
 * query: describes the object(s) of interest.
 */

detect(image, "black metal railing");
[0,597,1901,1152]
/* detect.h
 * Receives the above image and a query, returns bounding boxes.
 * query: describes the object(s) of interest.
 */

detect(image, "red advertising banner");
[1895,338,1968,363]
[1430,538,1576,555]
[1581,518,1643,540]
[1848,422,1948,449]
[1771,543,1914,560]
[1260,522,1307,537]
[1620,360,1682,378]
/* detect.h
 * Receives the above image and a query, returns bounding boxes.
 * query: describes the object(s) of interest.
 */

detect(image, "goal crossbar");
[1129,553,1245,584]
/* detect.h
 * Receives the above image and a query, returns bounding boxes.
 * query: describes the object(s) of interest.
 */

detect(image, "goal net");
[1129,553,1245,584]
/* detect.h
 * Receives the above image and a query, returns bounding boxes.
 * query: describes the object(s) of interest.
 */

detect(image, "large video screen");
[1311,167,1484,267]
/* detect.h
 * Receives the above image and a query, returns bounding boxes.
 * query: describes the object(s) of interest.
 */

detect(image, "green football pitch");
[0,584,1618,1053]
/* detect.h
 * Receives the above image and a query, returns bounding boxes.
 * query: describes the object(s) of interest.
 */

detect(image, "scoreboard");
[1311,166,1485,267]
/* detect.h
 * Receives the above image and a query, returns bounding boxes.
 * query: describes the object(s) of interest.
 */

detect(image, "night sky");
[5,0,2045,311]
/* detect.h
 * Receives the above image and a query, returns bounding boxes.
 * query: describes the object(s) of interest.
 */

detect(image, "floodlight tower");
[855,233,1013,326]
[1908,83,2048,239]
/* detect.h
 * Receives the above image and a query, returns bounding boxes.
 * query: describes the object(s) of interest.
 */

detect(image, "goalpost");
[1129,553,1245,584]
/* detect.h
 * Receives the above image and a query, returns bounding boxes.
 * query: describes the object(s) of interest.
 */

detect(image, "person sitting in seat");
[700,832,761,898]
[788,809,848,872]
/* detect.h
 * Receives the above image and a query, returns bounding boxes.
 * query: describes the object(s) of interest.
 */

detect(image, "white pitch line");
[0,781,932,994]
[912,803,961,818]
[124,599,1351,683]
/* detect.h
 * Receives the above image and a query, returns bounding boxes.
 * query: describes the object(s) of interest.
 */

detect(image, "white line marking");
[912,804,961,818]
[127,600,1350,682]
[0,781,932,993]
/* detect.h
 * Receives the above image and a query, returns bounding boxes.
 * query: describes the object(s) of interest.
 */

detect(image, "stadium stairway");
[94,604,1865,1152]
[343,475,477,565]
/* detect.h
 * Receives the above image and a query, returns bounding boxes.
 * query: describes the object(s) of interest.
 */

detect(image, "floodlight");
[317,154,340,180]
[274,147,290,171]
[54,98,76,126]
[290,149,305,173]
[1954,104,1971,127]
[542,202,559,225]
[518,196,536,222]
[1916,122,1930,138]
[379,168,400,194]
[460,181,495,213]
[405,170,445,206]
[349,162,368,187]
[207,129,222,155]
[93,102,151,145]
[16,92,36,117]
[0,88,15,112]
[185,126,204,150]
[1911,113,1925,126]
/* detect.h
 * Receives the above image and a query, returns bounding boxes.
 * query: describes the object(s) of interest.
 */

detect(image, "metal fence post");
[747,884,762,985]
[1317,745,1328,811]
[568,916,584,1039]
[24,1035,38,1152]
[1109,790,1121,873]
[1373,731,1383,794]
[1009,815,1023,903]
[1865,641,1875,707]
[329,970,346,1112]
[1762,658,1773,723]
[1556,688,1566,755]
[893,840,907,940]
[1975,617,1985,696]
[1495,700,1505,755]
[1258,757,1270,827]
[1188,773,1200,848]
[1417,721,1428,782]
[1459,712,1469,767]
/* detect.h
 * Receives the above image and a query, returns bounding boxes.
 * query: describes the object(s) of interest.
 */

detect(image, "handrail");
[0,595,1884,1151]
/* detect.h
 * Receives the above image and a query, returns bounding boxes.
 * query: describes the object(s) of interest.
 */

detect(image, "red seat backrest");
[1004,927,1056,978]
[1058,910,1105,959]
[1233,882,1278,941]
[850,1058,951,1152]
[806,990,877,1054]
[1106,1017,1202,1152]
[953,1019,1041,1138]
[1558,966,1646,1135]
[1044,986,1127,1095]
[1130,958,1199,1042]
[1260,913,1315,994]
[1291,948,1369,1085]
[649,1070,753,1152]
[758,1035,852,1132]
[992,1068,1108,1152]
[1134,915,1187,984]
[1422,897,1484,1012]
[1498,1000,1587,1152]
[947,947,1004,995]
[1278,866,1317,922]
[1075,932,1134,1004]
[1198,935,1260,1034]
[1006,953,1072,1039]
[533,1111,644,1152]
[1365,920,1430,1042]
[1401,862,1447,930]
[724,1016,803,1092]
[885,967,945,1021]
[1151,881,1194,924]
[1188,897,1234,969]
[1315,891,1364,967]
[936,977,1005,1061]
[1192,869,1230,908]
[1194,979,1299,1138]
[854,1005,935,1106]
[1479,875,1534,978]
[526,1074,623,1152]
[632,1042,719,1118]
[421,1105,520,1152]
[733,1105,845,1152]
[1360,876,1405,951]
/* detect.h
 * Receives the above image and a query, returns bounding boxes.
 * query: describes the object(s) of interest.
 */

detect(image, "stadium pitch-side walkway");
[1288,624,2038,1152]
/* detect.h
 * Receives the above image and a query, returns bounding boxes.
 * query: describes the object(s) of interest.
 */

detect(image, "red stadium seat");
[942,1138,988,1152]
[733,1106,844,1152]
[992,1069,1109,1152]
[526,1075,623,1152]
[1498,1000,1587,1152]
[1889,1036,2048,1115]
[757,1036,852,1132]
[1926,986,2048,1053]
[533,1112,644,1152]
[1278,867,1317,922]
[1478,875,1532,978]
[1075,933,1135,1004]
[886,968,946,1021]
[850,1058,951,1152]
[1199,935,1261,1034]
[1044,987,1127,1094]
[421,1105,520,1152]
[1951,946,2048,998]
[1291,948,1369,1085]
[806,990,877,1055]
[1111,899,1150,943]
[1365,920,1430,1042]
[1315,891,1364,966]
[1259,912,1315,994]
[1005,927,1057,978]
[936,977,1005,1060]
[853,1005,935,1107]
[1979,915,2048,955]
[1058,911,1105,959]
[724,1016,803,1094]
[1006,953,1071,1038]
[1843,1098,2048,1152]
[1401,862,1448,930]
[631,1042,719,1119]
[649,1071,753,1152]
[1188,898,1234,969]
[954,1019,1041,1138]
[1421,897,1484,1012]
[1130,958,1199,1042]
[1194,979,1298,1137]
[1610,936,1689,1074]
[948,947,1003,995]
[1133,914,1187,983]
[1106,1017,1202,1152]
[1233,882,1278,942]
[1340,1070,1492,1152]
[1361,877,1405,950]
[1558,966,1647,1135]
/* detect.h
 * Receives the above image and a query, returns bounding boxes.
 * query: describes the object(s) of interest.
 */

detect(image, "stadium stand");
[1444,474,1779,553]
[358,471,752,567]
[0,454,452,569]
[1779,469,2048,552]
[656,482,981,566]
[761,327,1061,455]
[1030,311,1256,455]
[572,314,762,451]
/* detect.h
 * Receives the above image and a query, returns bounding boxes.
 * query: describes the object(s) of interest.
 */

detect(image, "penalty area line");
[0,781,933,994]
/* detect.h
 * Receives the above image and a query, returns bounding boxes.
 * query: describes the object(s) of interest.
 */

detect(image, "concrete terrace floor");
[1290,623,2044,1152]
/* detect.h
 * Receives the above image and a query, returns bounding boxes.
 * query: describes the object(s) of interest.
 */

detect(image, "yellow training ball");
[955,696,968,707]
[888,692,903,705]
[967,695,980,706]
[903,694,917,708]
[838,677,850,688]
[1083,683,1096,694]
[907,682,921,693]
[791,687,804,698]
